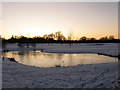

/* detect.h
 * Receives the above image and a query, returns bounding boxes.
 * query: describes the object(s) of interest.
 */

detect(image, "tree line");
[2,31,120,43]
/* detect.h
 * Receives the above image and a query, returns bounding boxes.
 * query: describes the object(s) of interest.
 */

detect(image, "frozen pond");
[2,51,118,67]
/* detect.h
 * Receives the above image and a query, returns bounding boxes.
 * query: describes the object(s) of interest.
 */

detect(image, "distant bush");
[55,65,61,67]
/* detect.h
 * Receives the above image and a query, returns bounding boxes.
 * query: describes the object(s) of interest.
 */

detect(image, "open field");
[3,43,118,57]
[2,58,118,88]
[2,43,119,88]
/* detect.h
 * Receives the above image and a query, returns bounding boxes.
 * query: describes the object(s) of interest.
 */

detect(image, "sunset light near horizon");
[1,2,118,39]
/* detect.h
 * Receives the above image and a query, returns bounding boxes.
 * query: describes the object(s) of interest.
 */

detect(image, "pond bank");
[2,43,119,57]
[2,57,118,88]
[2,43,119,88]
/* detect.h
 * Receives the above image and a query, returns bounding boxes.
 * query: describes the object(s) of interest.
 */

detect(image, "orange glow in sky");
[1,2,118,39]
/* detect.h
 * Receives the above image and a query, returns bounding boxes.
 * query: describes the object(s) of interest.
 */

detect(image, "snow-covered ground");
[2,43,119,88]
[2,58,118,88]
[3,43,118,57]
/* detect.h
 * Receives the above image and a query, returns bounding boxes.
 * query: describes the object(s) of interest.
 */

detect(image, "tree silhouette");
[43,34,48,40]
[48,33,55,39]
[55,31,64,41]
[68,29,73,41]
[68,30,73,48]
[1,31,119,44]
[108,35,115,40]
[79,36,88,42]
[99,36,108,41]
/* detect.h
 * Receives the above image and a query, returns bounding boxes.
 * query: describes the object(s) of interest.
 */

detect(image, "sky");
[1,2,118,39]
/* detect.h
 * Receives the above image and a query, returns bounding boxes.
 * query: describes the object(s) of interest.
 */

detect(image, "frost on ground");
[3,58,118,88]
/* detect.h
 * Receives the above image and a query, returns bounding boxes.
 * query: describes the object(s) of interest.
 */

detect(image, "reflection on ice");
[3,51,118,67]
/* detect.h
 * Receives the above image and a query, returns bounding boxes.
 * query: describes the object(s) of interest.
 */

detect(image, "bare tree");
[108,35,115,40]
[48,33,55,39]
[99,36,108,41]
[68,28,73,41]
[79,36,88,41]
[61,35,66,41]
[89,37,96,41]
[43,34,48,39]
[55,31,64,40]
[55,31,65,45]
[68,29,73,48]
